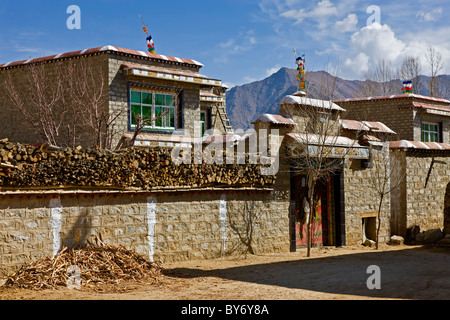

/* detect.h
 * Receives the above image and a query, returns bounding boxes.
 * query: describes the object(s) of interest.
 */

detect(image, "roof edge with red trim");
[0,45,204,70]
[334,94,450,105]
[389,140,450,151]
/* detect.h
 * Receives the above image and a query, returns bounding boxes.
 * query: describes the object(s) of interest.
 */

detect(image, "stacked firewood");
[3,237,164,291]
[0,139,275,189]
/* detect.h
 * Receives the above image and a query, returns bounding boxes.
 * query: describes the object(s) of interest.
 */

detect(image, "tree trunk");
[306,183,315,257]
[375,194,384,250]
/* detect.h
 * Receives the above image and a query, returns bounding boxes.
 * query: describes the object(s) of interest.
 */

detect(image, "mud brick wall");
[0,189,290,276]
[0,52,216,150]
[338,98,450,143]
[395,152,450,236]
[339,99,416,141]
[343,155,391,245]
[0,55,109,147]
[108,54,204,148]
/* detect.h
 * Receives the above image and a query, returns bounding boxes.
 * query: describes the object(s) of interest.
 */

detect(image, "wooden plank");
[358,212,378,218]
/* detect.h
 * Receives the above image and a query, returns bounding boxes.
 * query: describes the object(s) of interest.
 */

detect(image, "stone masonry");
[390,149,450,237]
[336,95,450,143]
[0,189,290,276]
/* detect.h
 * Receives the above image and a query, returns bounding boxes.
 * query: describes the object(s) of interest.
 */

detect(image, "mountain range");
[225,67,450,130]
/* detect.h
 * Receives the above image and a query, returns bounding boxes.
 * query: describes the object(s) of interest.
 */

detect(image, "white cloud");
[335,13,358,33]
[279,0,338,29]
[312,0,338,17]
[279,9,307,25]
[214,29,257,64]
[243,76,258,83]
[351,23,405,62]
[341,23,406,79]
[266,65,281,76]
[340,20,450,79]
[344,52,370,79]
[416,8,443,22]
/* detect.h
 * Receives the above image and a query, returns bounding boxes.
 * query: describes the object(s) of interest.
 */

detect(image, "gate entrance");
[290,174,342,248]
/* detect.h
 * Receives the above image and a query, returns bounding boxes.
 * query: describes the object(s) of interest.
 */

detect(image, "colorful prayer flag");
[146,35,155,54]
[401,80,412,94]
[140,14,155,54]
[295,52,306,92]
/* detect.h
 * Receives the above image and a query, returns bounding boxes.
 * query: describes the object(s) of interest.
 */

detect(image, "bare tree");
[372,59,400,95]
[360,59,402,97]
[64,59,123,150]
[283,98,361,257]
[425,46,444,97]
[360,70,379,97]
[4,64,67,147]
[314,61,343,101]
[4,59,122,149]
[369,139,403,249]
[400,56,422,94]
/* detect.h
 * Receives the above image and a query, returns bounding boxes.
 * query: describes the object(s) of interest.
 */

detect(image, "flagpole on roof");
[139,14,155,54]
[294,49,306,96]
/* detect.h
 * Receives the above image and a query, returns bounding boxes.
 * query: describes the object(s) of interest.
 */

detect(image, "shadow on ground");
[164,245,450,300]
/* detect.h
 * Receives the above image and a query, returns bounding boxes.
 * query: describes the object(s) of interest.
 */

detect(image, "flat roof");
[0,45,204,70]
[334,93,450,105]
[280,95,345,112]
[390,140,450,151]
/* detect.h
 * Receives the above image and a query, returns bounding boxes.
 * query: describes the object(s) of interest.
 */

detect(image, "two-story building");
[335,94,450,143]
[0,45,231,150]
[335,94,450,240]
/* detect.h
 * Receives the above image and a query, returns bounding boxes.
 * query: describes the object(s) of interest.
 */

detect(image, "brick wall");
[339,98,450,143]
[0,55,109,147]
[389,150,450,237]
[339,99,416,141]
[343,149,391,244]
[0,189,290,276]
[107,54,204,148]
[404,153,450,233]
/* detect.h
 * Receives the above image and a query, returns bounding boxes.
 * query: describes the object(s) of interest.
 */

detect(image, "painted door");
[292,175,332,247]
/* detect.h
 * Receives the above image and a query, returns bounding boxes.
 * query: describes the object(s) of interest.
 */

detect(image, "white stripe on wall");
[49,197,62,257]
[219,194,227,254]
[147,197,157,262]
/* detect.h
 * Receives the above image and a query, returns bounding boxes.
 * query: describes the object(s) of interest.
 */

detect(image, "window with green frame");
[130,89,176,130]
[421,121,440,142]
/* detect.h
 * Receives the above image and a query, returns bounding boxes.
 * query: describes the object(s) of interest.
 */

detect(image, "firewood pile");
[0,139,275,190]
[3,238,164,292]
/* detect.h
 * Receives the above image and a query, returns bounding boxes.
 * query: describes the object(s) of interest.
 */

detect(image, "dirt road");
[1,244,449,301]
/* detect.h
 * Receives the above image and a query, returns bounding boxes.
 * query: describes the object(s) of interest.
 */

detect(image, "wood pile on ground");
[3,238,164,292]
[0,138,275,190]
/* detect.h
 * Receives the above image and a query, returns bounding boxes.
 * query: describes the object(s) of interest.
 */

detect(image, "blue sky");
[1,0,449,87]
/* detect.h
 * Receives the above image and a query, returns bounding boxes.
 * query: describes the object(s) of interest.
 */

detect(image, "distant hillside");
[225,67,450,130]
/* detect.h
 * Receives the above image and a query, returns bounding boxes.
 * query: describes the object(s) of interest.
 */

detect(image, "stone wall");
[404,152,450,234]
[339,99,416,141]
[389,149,450,237]
[339,98,450,143]
[343,149,392,245]
[0,55,109,147]
[0,52,217,149]
[108,54,205,148]
[0,188,290,276]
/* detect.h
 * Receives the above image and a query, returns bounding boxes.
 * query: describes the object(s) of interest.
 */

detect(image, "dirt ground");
[1,244,449,301]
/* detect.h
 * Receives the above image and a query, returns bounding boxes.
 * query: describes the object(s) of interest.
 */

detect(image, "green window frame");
[130,89,176,130]
[421,121,440,142]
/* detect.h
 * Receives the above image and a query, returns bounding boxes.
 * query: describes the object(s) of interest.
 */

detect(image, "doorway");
[290,171,345,249]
